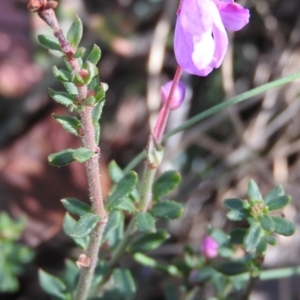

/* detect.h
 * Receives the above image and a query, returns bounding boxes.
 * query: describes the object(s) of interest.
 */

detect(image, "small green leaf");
[227,209,247,221]
[63,213,89,249]
[66,16,83,51]
[85,95,96,106]
[135,212,155,233]
[48,49,65,57]
[229,228,247,244]
[63,260,79,291]
[71,71,85,85]
[85,44,102,65]
[256,239,267,256]
[38,34,61,51]
[52,114,81,136]
[129,230,169,253]
[108,160,124,183]
[61,198,92,216]
[88,75,100,91]
[94,122,100,145]
[73,47,86,58]
[259,214,274,232]
[95,84,107,102]
[71,213,101,239]
[150,200,183,220]
[112,269,136,300]
[213,261,248,276]
[73,147,94,163]
[63,82,78,95]
[48,149,75,166]
[271,217,296,236]
[243,223,262,251]
[48,88,75,107]
[85,61,99,85]
[106,211,124,248]
[248,180,262,201]
[264,185,284,203]
[105,172,138,211]
[265,195,291,211]
[102,210,123,244]
[39,270,68,300]
[116,197,136,213]
[92,100,105,124]
[224,198,244,210]
[152,171,181,201]
[53,66,71,82]
[264,235,277,245]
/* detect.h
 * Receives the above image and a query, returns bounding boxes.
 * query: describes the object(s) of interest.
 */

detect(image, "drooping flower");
[160,80,186,110]
[174,0,250,76]
[201,236,219,259]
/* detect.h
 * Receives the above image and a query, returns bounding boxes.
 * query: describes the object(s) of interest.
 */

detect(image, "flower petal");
[214,1,250,31]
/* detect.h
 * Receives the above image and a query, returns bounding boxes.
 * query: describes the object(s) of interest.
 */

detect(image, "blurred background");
[1,0,300,299]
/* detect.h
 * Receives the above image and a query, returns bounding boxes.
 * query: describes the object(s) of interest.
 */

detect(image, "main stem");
[97,66,183,291]
[34,7,107,300]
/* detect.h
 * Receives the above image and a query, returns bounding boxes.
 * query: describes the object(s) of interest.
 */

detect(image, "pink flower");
[174,0,250,76]
[160,80,186,110]
[201,236,219,259]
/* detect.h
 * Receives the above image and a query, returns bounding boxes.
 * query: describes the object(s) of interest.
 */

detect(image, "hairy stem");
[28,5,107,300]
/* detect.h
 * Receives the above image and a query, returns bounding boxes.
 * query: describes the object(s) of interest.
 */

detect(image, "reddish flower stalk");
[153,65,183,142]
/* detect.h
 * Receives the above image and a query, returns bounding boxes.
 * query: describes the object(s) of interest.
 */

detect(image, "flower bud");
[160,80,186,110]
[201,236,218,259]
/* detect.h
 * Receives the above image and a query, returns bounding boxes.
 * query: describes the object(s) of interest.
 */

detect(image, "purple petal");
[214,1,250,31]
[174,0,228,76]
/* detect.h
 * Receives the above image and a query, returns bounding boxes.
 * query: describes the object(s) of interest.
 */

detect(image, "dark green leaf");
[85,44,102,65]
[112,269,136,300]
[108,160,124,183]
[71,213,101,239]
[213,261,248,276]
[224,198,244,210]
[105,172,138,211]
[248,180,262,201]
[135,212,155,233]
[129,230,169,253]
[229,228,247,244]
[38,34,61,51]
[271,216,296,236]
[95,84,106,102]
[150,200,183,220]
[256,239,267,256]
[264,185,284,203]
[73,147,94,163]
[227,209,247,221]
[152,171,181,201]
[48,149,75,166]
[63,213,89,249]
[264,235,277,245]
[102,210,123,244]
[61,198,92,216]
[52,114,81,136]
[39,270,69,300]
[92,100,105,124]
[48,88,75,107]
[189,266,215,283]
[53,66,71,82]
[265,195,291,211]
[243,223,262,251]
[63,260,79,291]
[259,214,274,232]
[106,211,124,248]
[66,16,83,51]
